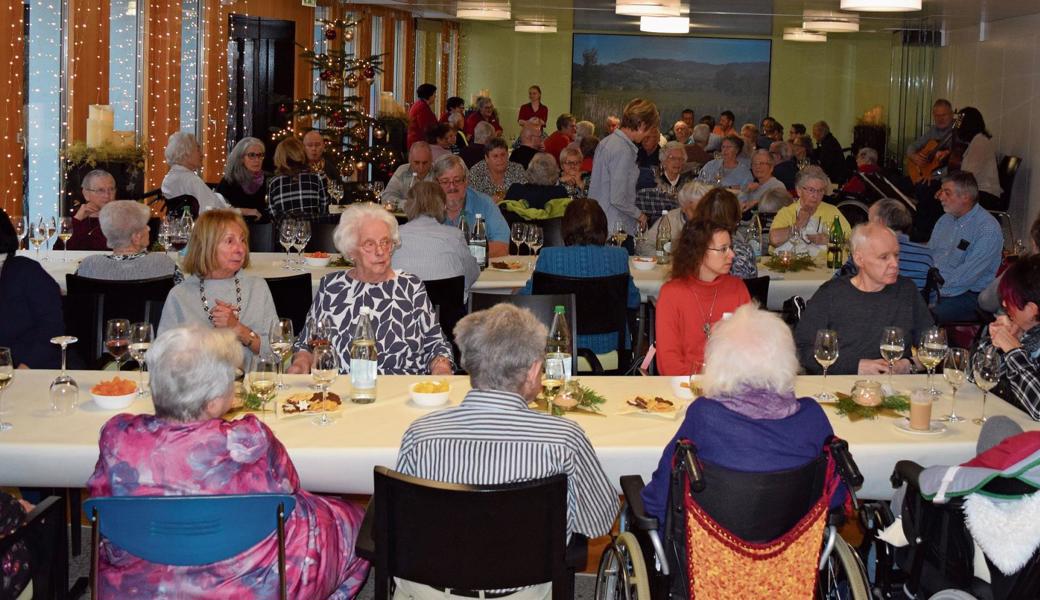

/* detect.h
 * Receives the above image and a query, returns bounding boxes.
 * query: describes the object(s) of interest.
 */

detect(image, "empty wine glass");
[105,319,130,371]
[0,347,12,431]
[635,219,648,245]
[972,347,1001,425]
[814,329,839,401]
[942,348,969,422]
[880,326,905,387]
[510,223,527,256]
[129,323,153,397]
[311,345,340,427]
[918,327,948,396]
[270,318,295,389]
[249,354,279,421]
[294,220,312,265]
[48,336,79,415]
[13,217,28,250]
[278,219,296,269]
[526,225,544,260]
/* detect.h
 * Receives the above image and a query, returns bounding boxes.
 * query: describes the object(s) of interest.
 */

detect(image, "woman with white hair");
[641,304,840,523]
[739,149,786,213]
[75,201,177,280]
[216,136,270,220]
[87,325,370,598]
[655,141,694,196]
[161,131,233,214]
[287,202,454,376]
[558,146,588,200]
[841,146,881,196]
[503,152,569,210]
[639,181,711,256]
[460,121,495,168]
[769,165,850,251]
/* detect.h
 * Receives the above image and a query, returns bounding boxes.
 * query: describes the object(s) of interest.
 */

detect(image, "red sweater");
[407,99,438,149]
[518,102,548,128]
[655,275,751,375]
[543,131,572,162]
[464,112,503,139]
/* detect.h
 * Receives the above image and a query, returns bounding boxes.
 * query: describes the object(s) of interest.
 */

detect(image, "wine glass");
[249,354,279,421]
[526,225,544,262]
[0,347,12,431]
[278,219,296,269]
[611,221,627,247]
[635,219,648,245]
[372,180,385,203]
[58,216,74,261]
[157,218,172,254]
[13,216,28,250]
[129,323,153,397]
[814,329,839,401]
[294,220,312,265]
[269,318,294,389]
[879,326,905,387]
[972,347,1001,425]
[105,319,130,370]
[44,216,56,252]
[307,314,332,350]
[942,348,969,422]
[49,335,79,415]
[28,219,46,260]
[311,345,340,427]
[918,327,948,396]
[510,222,527,256]
[168,218,189,254]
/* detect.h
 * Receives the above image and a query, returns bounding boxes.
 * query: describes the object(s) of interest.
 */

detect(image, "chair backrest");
[532,272,628,353]
[742,275,769,308]
[542,218,564,248]
[422,276,465,341]
[248,221,277,253]
[264,274,313,334]
[989,210,1015,255]
[305,222,339,253]
[0,496,67,600]
[371,467,569,598]
[84,494,296,566]
[997,155,1021,210]
[468,292,578,374]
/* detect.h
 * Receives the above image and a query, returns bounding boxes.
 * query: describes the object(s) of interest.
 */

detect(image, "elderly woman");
[520,198,640,356]
[464,96,503,139]
[158,210,278,366]
[655,219,752,376]
[841,147,881,195]
[504,152,570,210]
[640,181,712,256]
[740,149,787,213]
[693,188,758,279]
[769,166,850,250]
[268,136,331,222]
[656,141,695,195]
[558,146,588,200]
[696,135,753,188]
[392,181,479,292]
[288,203,454,376]
[87,325,369,598]
[426,122,456,162]
[468,138,526,203]
[68,169,116,250]
[739,123,760,158]
[0,210,62,368]
[76,201,178,280]
[642,304,839,523]
[575,120,595,145]
[460,121,494,168]
[161,131,235,214]
[216,137,269,220]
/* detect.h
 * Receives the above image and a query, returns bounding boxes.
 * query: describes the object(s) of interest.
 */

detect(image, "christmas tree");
[275,15,393,201]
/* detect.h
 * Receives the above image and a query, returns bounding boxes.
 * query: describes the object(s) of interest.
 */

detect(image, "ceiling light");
[515,19,557,33]
[803,10,860,32]
[456,1,511,20]
[640,16,689,34]
[616,0,681,17]
[783,27,827,42]
[840,0,921,12]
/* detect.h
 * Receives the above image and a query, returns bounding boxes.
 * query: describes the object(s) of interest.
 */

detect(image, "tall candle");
[86,104,115,147]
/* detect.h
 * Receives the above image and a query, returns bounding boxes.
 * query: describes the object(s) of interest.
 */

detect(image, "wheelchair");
[596,437,871,600]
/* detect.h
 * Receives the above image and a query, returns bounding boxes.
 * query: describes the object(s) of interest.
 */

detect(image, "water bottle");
[749,213,763,257]
[349,307,378,404]
[655,210,671,265]
[458,214,470,243]
[469,213,488,269]
[545,305,573,385]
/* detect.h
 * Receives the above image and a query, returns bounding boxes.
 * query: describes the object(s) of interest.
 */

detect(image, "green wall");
[459,22,895,145]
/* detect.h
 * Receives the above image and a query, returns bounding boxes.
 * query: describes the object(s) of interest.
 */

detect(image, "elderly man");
[395,304,618,599]
[769,166,850,250]
[589,98,659,235]
[382,142,434,209]
[796,223,934,375]
[510,126,543,170]
[670,120,692,146]
[460,121,494,168]
[811,120,850,184]
[68,169,116,250]
[929,171,1003,323]
[161,131,233,213]
[906,99,955,169]
[301,129,339,182]
[770,141,798,190]
[433,155,509,258]
[739,150,786,213]
[543,113,576,162]
[685,123,713,167]
[407,83,438,148]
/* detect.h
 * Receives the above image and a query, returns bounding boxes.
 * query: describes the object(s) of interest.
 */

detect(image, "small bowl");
[304,254,332,268]
[632,257,657,271]
[671,376,696,400]
[409,382,451,408]
[91,390,136,410]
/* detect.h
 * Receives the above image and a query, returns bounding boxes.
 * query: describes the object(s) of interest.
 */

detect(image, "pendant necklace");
[695,284,720,339]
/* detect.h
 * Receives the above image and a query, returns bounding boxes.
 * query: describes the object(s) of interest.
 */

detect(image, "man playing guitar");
[905,99,956,184]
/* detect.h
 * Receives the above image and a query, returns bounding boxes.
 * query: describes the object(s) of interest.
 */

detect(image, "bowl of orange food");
[90,376,137,410]
[304,251,332,267]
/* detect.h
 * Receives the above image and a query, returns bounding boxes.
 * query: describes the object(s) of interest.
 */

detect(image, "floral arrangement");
[548,381,607,416]
[828,391,910,421]
[63,141,145,169]
[764,253,816,273]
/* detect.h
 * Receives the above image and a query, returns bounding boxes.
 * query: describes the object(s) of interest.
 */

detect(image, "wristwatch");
[242,328,258,347]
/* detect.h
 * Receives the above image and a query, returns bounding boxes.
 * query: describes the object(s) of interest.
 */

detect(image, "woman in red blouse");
[464,96,504,139]
[517,85,548,132]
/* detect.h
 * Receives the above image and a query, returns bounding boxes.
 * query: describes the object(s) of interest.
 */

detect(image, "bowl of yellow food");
[409,380,451,408]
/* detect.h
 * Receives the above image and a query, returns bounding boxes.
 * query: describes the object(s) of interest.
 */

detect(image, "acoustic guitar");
[905,112,963,184]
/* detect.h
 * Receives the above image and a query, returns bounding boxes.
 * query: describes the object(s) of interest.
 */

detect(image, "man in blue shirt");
[432,154,509,258]
[928,172,1003,323]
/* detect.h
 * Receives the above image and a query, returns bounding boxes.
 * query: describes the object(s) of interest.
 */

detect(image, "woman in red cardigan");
[655,219,751,375]
[517,85,548,132]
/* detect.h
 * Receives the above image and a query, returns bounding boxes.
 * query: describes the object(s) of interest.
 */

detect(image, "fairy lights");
[179,0,199,131]
[25,0,62,223]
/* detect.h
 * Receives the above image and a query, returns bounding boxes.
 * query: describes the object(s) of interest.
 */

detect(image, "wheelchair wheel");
[595,531,650,600]
[818,536,871,600]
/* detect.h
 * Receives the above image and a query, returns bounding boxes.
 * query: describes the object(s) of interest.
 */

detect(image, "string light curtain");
[26,0,63,225]
[200,0,229,180]
[143,0,183,188]
[0,2,25,218]
[109,0,141,133]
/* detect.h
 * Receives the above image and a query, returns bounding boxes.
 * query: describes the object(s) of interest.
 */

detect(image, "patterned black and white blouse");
[295,270,453,374]
[267,172,330,221]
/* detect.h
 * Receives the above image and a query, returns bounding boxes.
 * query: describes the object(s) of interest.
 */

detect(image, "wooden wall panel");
[143,0,183,189]
[66,0,110,144]
[0,2,24,218]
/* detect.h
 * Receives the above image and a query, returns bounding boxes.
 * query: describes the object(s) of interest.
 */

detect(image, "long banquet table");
[1,371,1035,501]
[25,250,831,310]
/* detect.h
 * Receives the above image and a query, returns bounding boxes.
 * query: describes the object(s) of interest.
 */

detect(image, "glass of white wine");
[58,216,74,261]
[880,326,905,387]
[542,358,566,415]
[941,348,969,422]
[28,219,47,260]
[44,216,57,254]
[918,327,948,396]
[972,347,1001,425]
[270,318,294,389]
[0,347,13,431]
[311,345,339,426]
[129,323,153,397]
[249,354,279,421]
[814,329,839,401]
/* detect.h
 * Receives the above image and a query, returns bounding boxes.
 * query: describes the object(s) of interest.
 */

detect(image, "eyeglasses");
[707,245,733,254]
[245,152,265,159]
[437,177,466,187]
[360,238,395,253]
[84,187,116,194]
[561,160,581,166]
[800,186,827,195]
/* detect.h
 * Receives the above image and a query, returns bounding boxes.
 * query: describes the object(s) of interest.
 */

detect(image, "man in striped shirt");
[395,304,619,599]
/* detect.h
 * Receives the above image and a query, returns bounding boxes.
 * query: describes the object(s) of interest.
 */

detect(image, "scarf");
[242,170,264,195]
[711,387,800,420]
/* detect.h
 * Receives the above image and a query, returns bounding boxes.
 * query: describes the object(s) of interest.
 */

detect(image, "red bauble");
[362,66,376,80]
[278,104,289,114]
[332,114,348,127]
[320,69,333,81]
[324,27,338,40]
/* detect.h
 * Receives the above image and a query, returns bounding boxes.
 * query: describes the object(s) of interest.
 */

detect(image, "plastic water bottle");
[545,305,573,384]
[469,213,488,270]
[655,210,671,265]
[349,307,377,404]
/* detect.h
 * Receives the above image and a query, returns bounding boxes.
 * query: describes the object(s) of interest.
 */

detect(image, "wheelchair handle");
[829,438,864,489]
[679,445,706,493]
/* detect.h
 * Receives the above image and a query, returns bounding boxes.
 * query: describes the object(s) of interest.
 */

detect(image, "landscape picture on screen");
[571,34,771,131]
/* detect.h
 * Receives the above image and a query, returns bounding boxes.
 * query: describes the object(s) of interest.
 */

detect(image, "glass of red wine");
[105,319,130,370]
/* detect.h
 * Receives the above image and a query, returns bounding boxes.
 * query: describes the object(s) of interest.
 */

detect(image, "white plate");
[670,376,696,400]
[893,418,947,436]
[487,264,525,272]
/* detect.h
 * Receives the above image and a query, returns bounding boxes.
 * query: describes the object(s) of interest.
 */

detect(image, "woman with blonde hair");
[267,136,330,222]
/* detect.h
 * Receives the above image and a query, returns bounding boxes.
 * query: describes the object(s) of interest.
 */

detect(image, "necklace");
[693,282,720,339]
[200,275,242,326]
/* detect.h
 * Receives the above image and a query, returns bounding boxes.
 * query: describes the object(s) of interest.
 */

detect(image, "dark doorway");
[227,15,295,171]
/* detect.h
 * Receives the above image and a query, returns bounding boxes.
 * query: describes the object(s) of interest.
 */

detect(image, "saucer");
[893,418,947,436]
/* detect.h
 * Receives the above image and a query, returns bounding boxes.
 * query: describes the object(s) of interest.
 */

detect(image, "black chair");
[264,274,312,334]
[742,275,770,308]
[248,221,277,253]
[422,276,465,344]
[468,292,579,375]
[357,467,586,600]
[304,222,339,253]
[163,194,199,218]
[0,496,69,600]
[542,218,564,248]
[532,272,631,374]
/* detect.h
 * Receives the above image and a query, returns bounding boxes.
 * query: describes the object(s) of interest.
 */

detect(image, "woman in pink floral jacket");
[87,325,369,599]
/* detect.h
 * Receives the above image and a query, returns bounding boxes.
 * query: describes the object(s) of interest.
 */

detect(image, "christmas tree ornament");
[324,27,337,40]
[345,73,360,88]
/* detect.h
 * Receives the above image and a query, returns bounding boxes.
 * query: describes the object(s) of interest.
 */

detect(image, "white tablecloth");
[1,371,1034,500]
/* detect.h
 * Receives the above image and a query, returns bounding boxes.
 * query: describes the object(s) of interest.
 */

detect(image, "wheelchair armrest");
[619,475,659,532]
[565,533,588,570]
[356,498,375,561]
[890,460,924,490]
